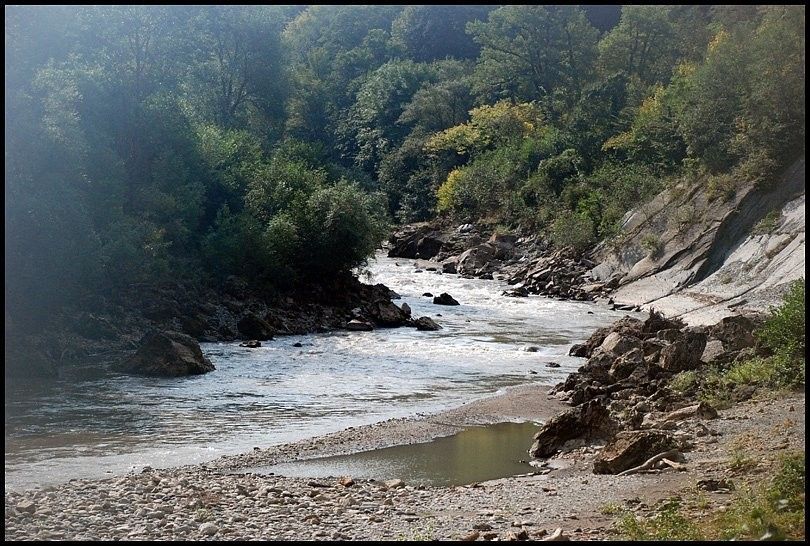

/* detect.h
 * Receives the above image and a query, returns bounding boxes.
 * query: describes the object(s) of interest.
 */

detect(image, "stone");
[15,500,37,514]
[701,339,725,363]
[529,400,616,458]
[600,332,643,356]
[384,479,405,489]
[199,522,218,536]
[119,331,215,377]
[237,313,274,341]
[338,477,354,488]
[442,258,458,274]
[369,301,409,326]
[707,315,762,352]
[433,293,460,306]
[346,320,373,331]
[239,340,261,348]
[400,303,411,317]
[663,402,718,422]
[593,430,676,474]
[456,244,496,276]
[414,317,442,331]
[659,330,707,372]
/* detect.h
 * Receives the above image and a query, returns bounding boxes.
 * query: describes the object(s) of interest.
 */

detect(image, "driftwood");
[542,528,569,541]
[618,449,683,476]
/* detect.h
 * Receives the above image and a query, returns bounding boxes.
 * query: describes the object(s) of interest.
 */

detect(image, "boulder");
[609,348,644,380]
[400,302,411,317]
[415,234,444,259]
[237,313,274,341]
[642,310,685,334]
[707,315,762,352]
[593,430,676,474]
[433,293,460,306]
[456,244,496,275]
[659,330,707,372]
[346,320,373,331]
[529,399,615,458]
[369,301,409,326]
[414,317,442,331]
[701,339,726,363]
[441,259,458,274]
[120,331,215,377]
[600,332,643,356]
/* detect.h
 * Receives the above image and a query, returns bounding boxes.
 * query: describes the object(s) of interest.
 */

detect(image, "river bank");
[5,378,804,540]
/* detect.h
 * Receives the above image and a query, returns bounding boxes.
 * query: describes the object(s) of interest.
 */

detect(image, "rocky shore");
[387,221,620,306]
[5,380,804,541]
[5,272,419,379]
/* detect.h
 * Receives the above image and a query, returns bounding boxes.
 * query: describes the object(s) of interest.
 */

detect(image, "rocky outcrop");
[387,224,447,259]
[535,309,766,463]
[591,157,805,325]
[120,331,215,377]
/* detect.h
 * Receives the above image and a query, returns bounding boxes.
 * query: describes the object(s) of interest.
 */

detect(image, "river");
[4,252,624,491]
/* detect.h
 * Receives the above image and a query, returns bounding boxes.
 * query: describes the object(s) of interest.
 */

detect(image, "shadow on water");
[245,421,540,487]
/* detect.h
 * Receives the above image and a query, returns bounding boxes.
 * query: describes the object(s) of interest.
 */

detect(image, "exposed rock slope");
[591,158,805,324]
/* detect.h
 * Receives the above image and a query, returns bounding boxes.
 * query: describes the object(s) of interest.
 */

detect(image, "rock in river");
[120,331,215,377]
[414,317,442,331]
[433,293,460,306]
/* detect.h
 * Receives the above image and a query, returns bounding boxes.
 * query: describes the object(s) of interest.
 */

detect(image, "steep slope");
[591,158,805,324]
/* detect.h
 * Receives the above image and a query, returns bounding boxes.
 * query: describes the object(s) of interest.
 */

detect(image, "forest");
[5,5,805,326]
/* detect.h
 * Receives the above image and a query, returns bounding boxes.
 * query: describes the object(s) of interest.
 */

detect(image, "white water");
[4,252,624,491]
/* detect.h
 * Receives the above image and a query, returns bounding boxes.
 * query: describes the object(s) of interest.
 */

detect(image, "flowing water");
[4,252,624,491]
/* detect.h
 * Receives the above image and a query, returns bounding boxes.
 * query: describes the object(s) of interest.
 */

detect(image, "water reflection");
[249,422,541,487]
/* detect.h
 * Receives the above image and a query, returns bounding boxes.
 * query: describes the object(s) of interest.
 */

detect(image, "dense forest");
[5,5,805,328]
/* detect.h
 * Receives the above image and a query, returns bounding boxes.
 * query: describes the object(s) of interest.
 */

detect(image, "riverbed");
[4,251,624,491]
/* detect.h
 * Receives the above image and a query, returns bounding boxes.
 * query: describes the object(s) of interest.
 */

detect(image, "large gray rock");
[600,332,643,356]
[529,399,616,458]
[593,429,676,474]
[456,244,496,275]
[120,331,215,377]
[369,301,409,326]
[659,330,707,372]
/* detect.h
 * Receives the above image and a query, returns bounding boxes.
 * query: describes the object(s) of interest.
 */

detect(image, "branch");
[618,449,683,476]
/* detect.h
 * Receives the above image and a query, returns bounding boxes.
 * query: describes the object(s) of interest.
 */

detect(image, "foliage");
[4,5,806,334]
[550,211,596,252]
[757,279,805,367]
[752,210,781,236]
[617,497,703,540]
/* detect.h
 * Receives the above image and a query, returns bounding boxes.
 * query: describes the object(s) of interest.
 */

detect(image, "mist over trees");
[5,5,805,327]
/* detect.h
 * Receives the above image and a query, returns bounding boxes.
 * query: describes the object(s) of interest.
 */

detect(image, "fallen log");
[618,449,683,476]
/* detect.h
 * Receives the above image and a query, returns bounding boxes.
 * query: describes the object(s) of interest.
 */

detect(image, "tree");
[390,5,494,62]
[467,5,599,107]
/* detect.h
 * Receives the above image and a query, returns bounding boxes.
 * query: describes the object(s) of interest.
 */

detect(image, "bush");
[757,279,805,362]
[640,233,663,258]
[752,210,781,236]
[550,210,595,252]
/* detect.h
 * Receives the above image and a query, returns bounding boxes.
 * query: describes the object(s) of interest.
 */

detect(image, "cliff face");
[591,158,805,325]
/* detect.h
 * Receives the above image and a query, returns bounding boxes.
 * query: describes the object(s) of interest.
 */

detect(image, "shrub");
[640,233,663,258]
[706,173,737,202]
[752,210,781,236]
[757,279,805,386]
[549,210,595,252]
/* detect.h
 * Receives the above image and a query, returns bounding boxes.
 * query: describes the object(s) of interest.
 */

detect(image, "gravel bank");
[5,384,804,541]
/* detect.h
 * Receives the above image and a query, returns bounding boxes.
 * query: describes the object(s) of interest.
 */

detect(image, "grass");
[614,452,805,541]
[616,497,703,540]
[752,209,781,235]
